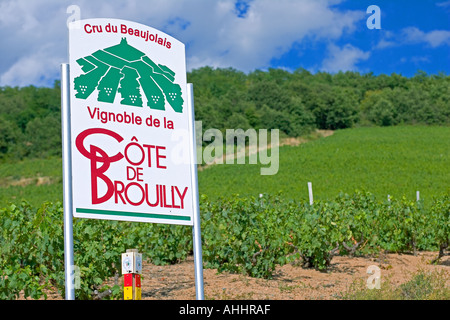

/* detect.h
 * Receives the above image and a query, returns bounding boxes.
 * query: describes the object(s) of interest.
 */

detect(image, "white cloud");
[179,0,364,71]
[437,1,450,9]
[402,27,450,48]
[410,56,431,64]
[0,0,364,87]
[374,30,395,49]
[0,44,63,87]
[375,27,450,50]
[374,39,395,50]
[321,43,370,73]
[0,0,68,86]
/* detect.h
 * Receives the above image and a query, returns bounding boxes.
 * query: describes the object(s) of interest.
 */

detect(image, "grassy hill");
[197,125,450,202]
[0,125,448,208]
[0,157,62,207]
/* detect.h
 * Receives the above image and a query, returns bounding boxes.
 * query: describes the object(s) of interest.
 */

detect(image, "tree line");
[0,68,448,161]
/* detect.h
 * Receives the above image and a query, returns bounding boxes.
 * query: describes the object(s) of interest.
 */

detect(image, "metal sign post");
[187,83,204,300]
[62,19,204,300]
[61,63,75,300]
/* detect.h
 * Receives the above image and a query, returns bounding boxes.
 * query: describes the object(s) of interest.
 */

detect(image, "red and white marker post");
[122,249,142,300]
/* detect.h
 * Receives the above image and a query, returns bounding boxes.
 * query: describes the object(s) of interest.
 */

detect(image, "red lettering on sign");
[75,128,124,204]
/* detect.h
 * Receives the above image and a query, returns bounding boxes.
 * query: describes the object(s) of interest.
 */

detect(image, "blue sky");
[0,0,449,87]
[270,0,450,76]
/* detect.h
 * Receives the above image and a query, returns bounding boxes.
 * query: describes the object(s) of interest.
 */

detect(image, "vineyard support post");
[416,191,420,201]
[308,182,313,205]
[61,63,75,300]
[187,83,205,300]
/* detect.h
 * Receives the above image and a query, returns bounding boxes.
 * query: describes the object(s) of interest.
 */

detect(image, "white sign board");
[68,19,194,225]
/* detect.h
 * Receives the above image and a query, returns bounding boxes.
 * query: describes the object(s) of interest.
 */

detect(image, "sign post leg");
[187,83,204,300]
[61,63,75,300]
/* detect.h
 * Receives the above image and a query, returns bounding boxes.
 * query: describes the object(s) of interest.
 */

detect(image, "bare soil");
[136,251,449,300]
[24,251,449,300]
[0,175,55,188]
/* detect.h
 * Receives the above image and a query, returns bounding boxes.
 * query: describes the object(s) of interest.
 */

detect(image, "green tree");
[0,116,23,160]
[225,113,251,130]
[24,114,61,158]
[368,98,395,126]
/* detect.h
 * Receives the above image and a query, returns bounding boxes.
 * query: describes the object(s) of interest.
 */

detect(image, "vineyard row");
[0,191,448,299]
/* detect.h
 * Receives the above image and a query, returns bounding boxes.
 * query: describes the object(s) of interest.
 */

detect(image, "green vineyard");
[0,191,448,299]
[1,67,449,300]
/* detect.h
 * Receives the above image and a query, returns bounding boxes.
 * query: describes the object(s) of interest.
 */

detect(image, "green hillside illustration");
[74,38,183,113]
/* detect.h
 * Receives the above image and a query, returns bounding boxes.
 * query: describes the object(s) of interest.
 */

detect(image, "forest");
[0,67,449,161]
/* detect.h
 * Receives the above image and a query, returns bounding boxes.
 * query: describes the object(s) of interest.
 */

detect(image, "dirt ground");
[135,251,449,300]
[24,251,448,300]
